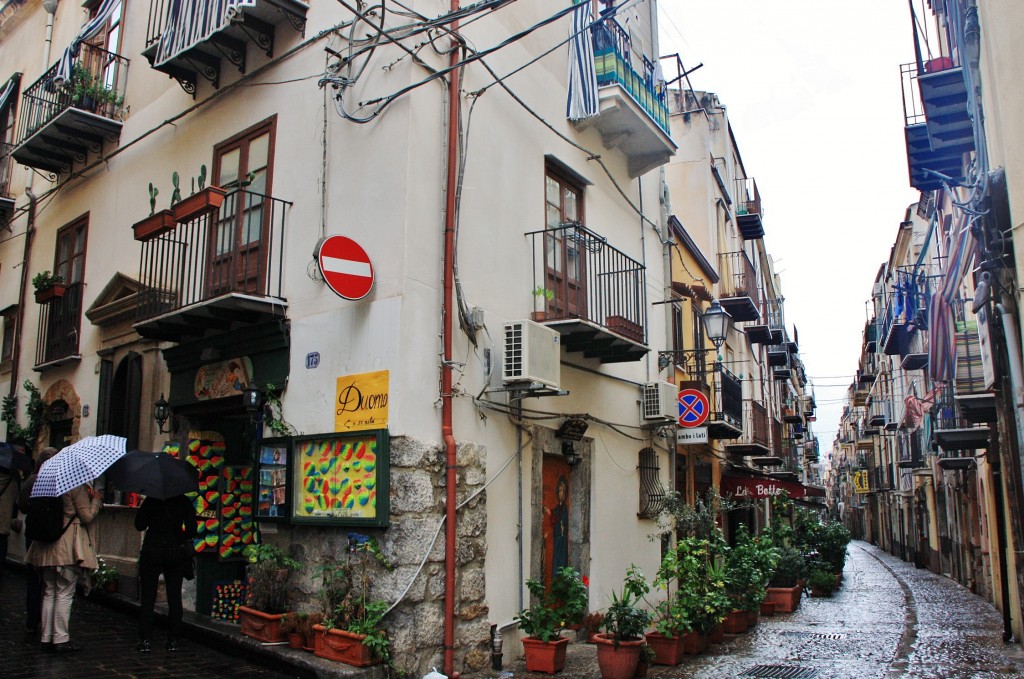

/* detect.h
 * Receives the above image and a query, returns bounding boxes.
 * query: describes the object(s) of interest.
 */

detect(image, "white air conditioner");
[642,381,678,421]
[502,320,561,389]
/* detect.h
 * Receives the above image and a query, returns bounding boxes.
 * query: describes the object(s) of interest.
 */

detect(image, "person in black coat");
[134,495,196,652]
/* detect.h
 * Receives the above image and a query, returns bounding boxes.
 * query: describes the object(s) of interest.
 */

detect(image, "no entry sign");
[677,388,710,428]
[318,235,374,300]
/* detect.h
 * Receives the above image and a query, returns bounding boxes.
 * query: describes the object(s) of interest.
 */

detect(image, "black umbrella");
[105,450,199,499]
[0,442,32,476]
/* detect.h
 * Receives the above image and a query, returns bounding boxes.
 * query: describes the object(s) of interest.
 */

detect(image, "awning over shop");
[721,473,826,501]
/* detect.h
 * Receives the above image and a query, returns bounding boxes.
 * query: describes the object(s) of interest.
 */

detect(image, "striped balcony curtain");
[566,0,598,121]
[928,213,976,382]
[54,0,123,84]
[155,0,256,67]
[0,77,15,113]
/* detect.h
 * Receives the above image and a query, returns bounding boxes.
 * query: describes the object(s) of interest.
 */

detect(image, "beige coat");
[26,485,102,570]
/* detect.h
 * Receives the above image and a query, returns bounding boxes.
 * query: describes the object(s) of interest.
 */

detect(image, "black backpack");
[25,496,73,543]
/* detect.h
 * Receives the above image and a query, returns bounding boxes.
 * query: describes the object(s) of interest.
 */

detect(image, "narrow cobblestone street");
[503,541,1024,679]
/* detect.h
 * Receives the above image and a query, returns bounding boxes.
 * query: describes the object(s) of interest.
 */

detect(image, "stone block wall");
[283,436,490,676]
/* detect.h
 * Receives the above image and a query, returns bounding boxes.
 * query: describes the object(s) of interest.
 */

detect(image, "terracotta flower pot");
[746,609,758,628]
[132,209,176,241]
[34,283,68,304]
[707,623,724,644]
[681,630,706,655]
[760,599,776,616]
[722,609,748,634]
[287,632,304,649]
[238,605,286,643]
[172,186,227,223]
[312,624,377,666]
[594,633,644,679]
[645,632,685,666]
[521,636,569,674]
[766,585,802,613]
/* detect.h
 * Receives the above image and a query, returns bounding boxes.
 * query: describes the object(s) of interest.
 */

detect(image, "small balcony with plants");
[900,4,973,191]
[133,180,291,342]
[33,278,84,370]
[733,177,764,240]
[143,0,309,92]
[526,221,648,363]
[12,45,128,175]
[717,250,760,322]
[574,16,675,178]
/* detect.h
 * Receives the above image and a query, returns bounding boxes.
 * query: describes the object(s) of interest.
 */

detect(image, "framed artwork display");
[290,430,390,527]
[256,438,291,521]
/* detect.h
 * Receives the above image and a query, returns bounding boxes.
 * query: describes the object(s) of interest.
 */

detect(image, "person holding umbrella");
[26,434,126,653]
[107,450,199,652]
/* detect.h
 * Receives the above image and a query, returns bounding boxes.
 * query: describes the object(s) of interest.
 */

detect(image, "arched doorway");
[108,352,142,450]
[47,400,73,450]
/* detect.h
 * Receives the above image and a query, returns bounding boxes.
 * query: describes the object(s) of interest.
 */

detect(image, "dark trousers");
[138,547,187,642]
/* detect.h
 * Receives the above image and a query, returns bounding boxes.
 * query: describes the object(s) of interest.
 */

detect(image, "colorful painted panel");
[219,466,255,558]
[211,579,246,623]
[184,432,226,554]
[291,431,390,527]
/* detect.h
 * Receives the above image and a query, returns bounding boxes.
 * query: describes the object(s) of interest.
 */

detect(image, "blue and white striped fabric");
[928,213,976,383]
[53,0,122,85]
[154,0,256,67]
[0,79,15,115]
[31,435,127,498]
[566,0,598,121]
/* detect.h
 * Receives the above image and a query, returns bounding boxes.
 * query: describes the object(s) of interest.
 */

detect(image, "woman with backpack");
[24,475,102,654]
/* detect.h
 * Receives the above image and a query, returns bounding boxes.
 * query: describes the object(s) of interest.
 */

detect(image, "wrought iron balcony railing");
[591,18,670,136]
[35,282,83,367]
[527,222,646,346]
[674,351,742,438]
[136,188,289,324]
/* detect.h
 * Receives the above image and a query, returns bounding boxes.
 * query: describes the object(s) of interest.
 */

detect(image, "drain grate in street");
[779,630,845,641]
[741,665,821,679]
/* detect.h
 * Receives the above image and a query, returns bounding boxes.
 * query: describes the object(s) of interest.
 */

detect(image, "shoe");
[40,642,54,654]
[53,642,82,654]
[166,640,178,652]
[136,640,152,653]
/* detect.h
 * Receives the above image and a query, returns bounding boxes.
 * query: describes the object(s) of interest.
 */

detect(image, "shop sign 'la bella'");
[335,370,390,432]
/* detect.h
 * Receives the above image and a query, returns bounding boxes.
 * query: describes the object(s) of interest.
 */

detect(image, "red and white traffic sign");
[318,235,374,300]
[677,388,710,428]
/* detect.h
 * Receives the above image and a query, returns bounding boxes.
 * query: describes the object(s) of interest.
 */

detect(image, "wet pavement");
[0,564,313,679]
[493,540,1024,679]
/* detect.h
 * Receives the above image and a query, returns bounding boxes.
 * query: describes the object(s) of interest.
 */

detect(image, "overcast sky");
[657,1,923,458]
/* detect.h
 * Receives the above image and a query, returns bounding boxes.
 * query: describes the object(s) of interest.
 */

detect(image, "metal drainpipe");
[997,302,1024,639]
[8,190,36,405]
[441,10,461,676]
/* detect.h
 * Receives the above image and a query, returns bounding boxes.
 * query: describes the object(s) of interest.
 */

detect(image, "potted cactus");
[172,166,227,223]
[132,182,176,241]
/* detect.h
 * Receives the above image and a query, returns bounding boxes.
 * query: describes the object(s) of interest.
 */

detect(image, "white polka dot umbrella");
[30,434,128,497]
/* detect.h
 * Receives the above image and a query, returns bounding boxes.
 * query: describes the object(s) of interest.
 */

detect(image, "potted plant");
[515,566,588,673]
[312,532,392,667]
[807,567,838,597]
[91,556,119,593]
[280,611,307,649]
[579,611,605,643]
[133,182,176,241]
[172,166,227,223]
[530,286,555,322]
[726,525,777,624]
[304,612,322,651]
[237,543,301,643]
[32,271,67,304]
[69,63,97,111]
[816,521,852,580]
[594,566,651,679]
[765,545,805,613]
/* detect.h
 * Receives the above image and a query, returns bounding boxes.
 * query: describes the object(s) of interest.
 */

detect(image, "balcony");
[865,319,878,353]
[953,319,996,423]
[575,18,675,178]
[143,0,309,92]
[897,431,925,469]
[675,353,742,439]
[0,141,14,226]
[726,400,770,458]
[868,398,896,431]
[527,222,647,363]
[734,178,764,240]
[133,188,290,342]
[33,282,83,370]
[12,45,128,174]
[745,301,783,345]
[900,47,974,191]
[717,250,759,322]
[931,384,989,451]
[781,400,802,424]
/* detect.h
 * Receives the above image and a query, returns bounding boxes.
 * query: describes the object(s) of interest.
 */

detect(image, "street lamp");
[701,299,732,350]
[243,384,263,423]
[153,394,171,434]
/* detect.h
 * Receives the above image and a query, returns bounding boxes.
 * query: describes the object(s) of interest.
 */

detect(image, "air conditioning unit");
[502,320,561,389]
[642,381,678,421]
